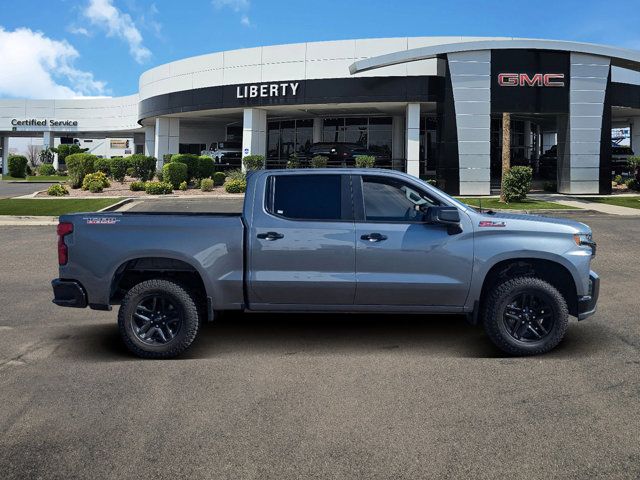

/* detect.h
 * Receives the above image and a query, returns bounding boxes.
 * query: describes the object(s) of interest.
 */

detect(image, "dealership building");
[2,36,640,195]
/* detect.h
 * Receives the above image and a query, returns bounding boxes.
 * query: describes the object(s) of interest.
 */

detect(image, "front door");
[247,173,356,307]
[353,174,473,307]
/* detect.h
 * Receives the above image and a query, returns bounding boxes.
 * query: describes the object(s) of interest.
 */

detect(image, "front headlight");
[573,233,596,256]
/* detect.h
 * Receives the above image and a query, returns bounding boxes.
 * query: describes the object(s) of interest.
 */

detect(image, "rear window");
[268,175,343,221]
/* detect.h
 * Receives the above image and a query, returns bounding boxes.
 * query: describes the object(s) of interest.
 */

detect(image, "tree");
[26,144,42,167]
[500,112,511,203]
[53,144,88,166]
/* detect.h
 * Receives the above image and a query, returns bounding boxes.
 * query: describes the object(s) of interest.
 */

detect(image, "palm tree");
[500,112,511,202]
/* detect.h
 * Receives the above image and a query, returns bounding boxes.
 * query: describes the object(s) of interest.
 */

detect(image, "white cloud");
[0,27,108,99]
[83,0,151,63]
[213,0,252,27]
[68,25,90,36]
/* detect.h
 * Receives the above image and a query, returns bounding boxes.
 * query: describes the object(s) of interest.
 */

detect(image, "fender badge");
[83,217,120,225]
[479,220,506,228]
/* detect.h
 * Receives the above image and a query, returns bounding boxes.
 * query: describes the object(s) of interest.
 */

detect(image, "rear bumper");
[52,279,87,308]
[577,271,600,320]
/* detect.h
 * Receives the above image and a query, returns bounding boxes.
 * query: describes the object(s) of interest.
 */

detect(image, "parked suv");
[201,141,242,166]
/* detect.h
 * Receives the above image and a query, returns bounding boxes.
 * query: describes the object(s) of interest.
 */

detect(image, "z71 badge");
[479,220,506,228]
[83,217,120,225]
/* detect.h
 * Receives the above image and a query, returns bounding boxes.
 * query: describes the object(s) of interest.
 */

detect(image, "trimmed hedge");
[225,178,247,193]
[198,156,215,179]
[355,155,376,168]
[502,166,533,203]
[179,181,188,191]
[66,153,97,188]
[145,181,173,195]
[242,155,265,171]
[94,158,111,176]
[130,181,146,191]
[38,163,56,176]
[47,184,68,196]
[82,172,110,192]
[7,155,28,178]
[170,154,199,180]
[200,178,214,192]
[162,161,188,189]
[129,154,157,181]
[213,171,226,186]
[110,157,129,182]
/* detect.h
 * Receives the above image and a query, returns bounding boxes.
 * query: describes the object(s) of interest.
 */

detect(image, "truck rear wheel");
[482,276,568,356]
[118,279,200,359]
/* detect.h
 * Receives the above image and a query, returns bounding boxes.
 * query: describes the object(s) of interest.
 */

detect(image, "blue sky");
[1,0,639,98]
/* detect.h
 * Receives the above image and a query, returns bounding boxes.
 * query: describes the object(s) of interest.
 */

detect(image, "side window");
[362,176,439,222]
[268,175,344,221]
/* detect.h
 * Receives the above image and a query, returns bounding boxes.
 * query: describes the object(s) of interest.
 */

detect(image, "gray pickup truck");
[52,169,599,359]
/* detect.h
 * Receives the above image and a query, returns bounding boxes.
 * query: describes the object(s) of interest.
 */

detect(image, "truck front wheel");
[118,279,200,359]
[482,276,568,356]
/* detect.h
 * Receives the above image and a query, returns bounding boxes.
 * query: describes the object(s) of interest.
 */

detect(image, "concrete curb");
[0,216,59,226]
[98,198,135,212]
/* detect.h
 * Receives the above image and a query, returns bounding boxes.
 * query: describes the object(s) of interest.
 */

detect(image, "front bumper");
[577,271,600,320]
[52,279,87,308]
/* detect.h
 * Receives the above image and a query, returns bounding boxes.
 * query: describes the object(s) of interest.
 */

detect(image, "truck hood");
[473,211,591,234]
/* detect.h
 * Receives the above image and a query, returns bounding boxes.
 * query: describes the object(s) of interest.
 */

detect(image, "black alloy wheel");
[131,294,183,345]
[502,291,555,343]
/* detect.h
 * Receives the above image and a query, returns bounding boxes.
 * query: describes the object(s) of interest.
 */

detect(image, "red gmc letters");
[498,73,565,87]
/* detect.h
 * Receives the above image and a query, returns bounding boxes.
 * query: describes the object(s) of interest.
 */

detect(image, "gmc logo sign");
[498,73,565,87]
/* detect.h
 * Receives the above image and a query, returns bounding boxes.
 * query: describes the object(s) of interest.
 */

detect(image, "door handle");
[257,231,284,241]
[360,233,387,242]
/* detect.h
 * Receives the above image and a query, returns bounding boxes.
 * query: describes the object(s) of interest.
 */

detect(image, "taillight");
[57,222,73,265]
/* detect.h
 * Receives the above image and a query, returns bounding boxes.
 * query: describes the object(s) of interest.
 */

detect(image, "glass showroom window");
[267,119,315,166]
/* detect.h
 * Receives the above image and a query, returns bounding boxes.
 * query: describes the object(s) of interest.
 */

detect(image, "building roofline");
[349,38,640,74]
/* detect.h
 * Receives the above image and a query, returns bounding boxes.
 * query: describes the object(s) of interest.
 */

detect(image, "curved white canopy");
[349,38,640,75]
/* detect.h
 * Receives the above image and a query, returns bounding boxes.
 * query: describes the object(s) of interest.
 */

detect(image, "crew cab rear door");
[247,173,356,307]
[352,174,473,307]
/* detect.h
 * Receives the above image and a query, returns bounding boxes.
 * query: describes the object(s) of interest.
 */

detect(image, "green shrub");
[502,166,533,203]
[82,171,110,191]
[287,153,301,169]
[198,156,215,179]
[179,180,188,191]
[129,154,157,181]
[310,155,328,168]
[613,174,623,185]
[624,178,639,190]
[225,178,247,193]
[47,184,68,196]
[162,162,188,189]
[242,155,265,171]
[156,169,163,182]
[66,153,96,188]
[54,144,88,167]
[93,158,111,176]
[162,153,174,164]
[110,157,129,182]
[126,167,135,176]
[226,169,246,182]
[170,154,199,180]
[201,178,214,192]
[627,156,640,174]
[7,155,28,178]
[543,181,557,192]
[213,171,226,186]
[355,155,376,168]
[130,181,146,191]
[38,164,56,176]
[26,165,34,176]
[145,181,173,195]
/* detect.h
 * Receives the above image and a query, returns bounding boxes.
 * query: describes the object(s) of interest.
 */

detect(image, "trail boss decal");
[497,73,565,87]
[479,220,506,228]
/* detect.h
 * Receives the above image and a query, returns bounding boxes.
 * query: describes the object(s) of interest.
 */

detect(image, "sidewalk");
[530,194,640,216]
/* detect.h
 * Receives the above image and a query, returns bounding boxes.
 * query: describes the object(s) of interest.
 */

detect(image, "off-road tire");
[118,279,200,359]
[483,276,568,356]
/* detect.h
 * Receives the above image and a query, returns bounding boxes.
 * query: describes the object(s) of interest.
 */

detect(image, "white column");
[144,126,155,157]
[154,118,180,169]
[630,118,640,157]
[405,103,420,177]
[1,137,9,176]
[242,108,267,171]
[312,117,323,143]
[392,115,404,163]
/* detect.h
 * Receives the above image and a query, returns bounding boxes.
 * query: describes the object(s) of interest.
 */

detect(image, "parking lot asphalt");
[0,213,639,480]
[0,181,52,199]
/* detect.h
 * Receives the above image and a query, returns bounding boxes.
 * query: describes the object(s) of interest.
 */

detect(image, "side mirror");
[425,206,461,227]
